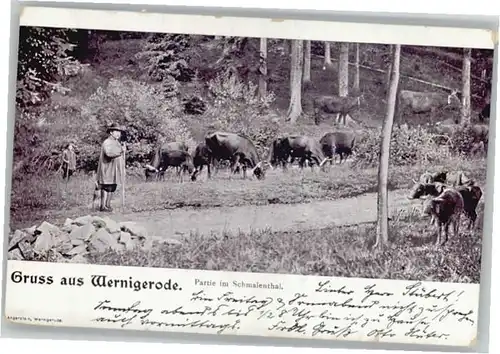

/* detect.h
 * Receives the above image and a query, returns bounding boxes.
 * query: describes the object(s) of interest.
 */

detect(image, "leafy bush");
[201,72,279,157]
[135,33,195,83]
[354,124,452,167]
[448,123,488,156]
[79,77,195,171]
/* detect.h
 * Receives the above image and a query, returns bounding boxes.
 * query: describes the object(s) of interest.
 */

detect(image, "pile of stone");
[7,215,181,264]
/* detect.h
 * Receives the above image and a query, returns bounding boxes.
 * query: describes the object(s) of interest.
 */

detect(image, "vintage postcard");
[3,5,496,349]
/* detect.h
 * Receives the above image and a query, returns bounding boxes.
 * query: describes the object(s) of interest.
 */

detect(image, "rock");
[119,231,136,251]
[119,231,131,244]
[69,223,95,243]
[18,240,35,260]
[91,216,107,229]
[102,216,121,233]
[70,254,88,264]
[8,248,24,260]
[65,243,88,256]
[72,215,94,226]
[61,225,73,233]
[54,230,74,254]
[63,218,74,227]
[33,222,59,255]
[71,238,85,246]
[89,228,120,253]
[23,225,38,236]
[57,241,75,255]
[37,221,61,235]
[8,230,30,251]
[119,222,148,239]
[119,232,136,251]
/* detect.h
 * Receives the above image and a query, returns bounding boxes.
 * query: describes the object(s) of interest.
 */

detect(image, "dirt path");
[109,189,422,239]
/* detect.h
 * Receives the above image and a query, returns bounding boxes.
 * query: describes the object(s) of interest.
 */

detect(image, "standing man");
[61,141,77,181]
[96,123,126,212]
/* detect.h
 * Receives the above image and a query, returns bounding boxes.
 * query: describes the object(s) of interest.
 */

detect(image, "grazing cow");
[479,103,490,122]
[200,131,270,180]
[312,94,361,125]
[191,142,229,180]
[268,137,292,170]
[456,185,483,230]
[422,188,464,246]
[191,141,214,180]
[407,181,447,227]
[408,181,447,200]
[417,171,448,184]
[145,149,194,183]
[414,170,473,187]
[144,141,189,181]
[269,135,328,171]
[396,89,460,121]
[319,130,356,165]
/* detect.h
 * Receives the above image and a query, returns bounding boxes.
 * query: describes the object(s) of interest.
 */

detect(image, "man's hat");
[106,122,126,134]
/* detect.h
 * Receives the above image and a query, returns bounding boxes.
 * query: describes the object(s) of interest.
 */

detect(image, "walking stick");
[121,145,126,213]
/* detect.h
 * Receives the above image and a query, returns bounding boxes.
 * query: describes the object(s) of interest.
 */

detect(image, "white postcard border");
[19,6,496,49]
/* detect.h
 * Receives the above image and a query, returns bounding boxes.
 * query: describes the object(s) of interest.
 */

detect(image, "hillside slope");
[59,39,487,129]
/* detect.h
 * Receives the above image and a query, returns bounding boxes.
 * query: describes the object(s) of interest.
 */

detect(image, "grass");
[87,203,484,283]
[9,156,487,230]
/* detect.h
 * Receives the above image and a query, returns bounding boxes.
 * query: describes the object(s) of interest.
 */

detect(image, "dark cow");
[200,131,270,180]
[268,137,292,170]
[145,149,195,183]
[319,130,356,165]
[145,141,189,181]
[191,142,213,180]
[408,180,482,230]
[312,94,361,125]
[422,188,464,246]
[479,103,490,122]
[191,142,230,180]
[456,185,483,230]
[417,171,448,184]
[408,182,447,200]
[269,135,328,171]
[407,181,447,227]
[396,89,460,121]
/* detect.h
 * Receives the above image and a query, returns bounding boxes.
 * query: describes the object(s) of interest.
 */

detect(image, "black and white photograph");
[6,22,493,285]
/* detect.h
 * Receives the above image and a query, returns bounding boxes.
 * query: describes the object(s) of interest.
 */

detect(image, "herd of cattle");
[143,130,356,182]
[140,129,485,246]
[407,170,483,246]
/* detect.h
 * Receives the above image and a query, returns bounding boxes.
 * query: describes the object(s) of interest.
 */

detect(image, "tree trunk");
[324,42,332,68]
[461,47,472,125]
[303,40,311,84]
[375,44,401,248]
[259,37,268,98]
[353,43,360,93]
[338,42,349,97]
[385,45,393,94]
[286,39,304,124]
